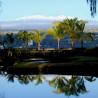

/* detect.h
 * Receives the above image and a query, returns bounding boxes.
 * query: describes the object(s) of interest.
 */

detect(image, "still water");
[0,74,97,98]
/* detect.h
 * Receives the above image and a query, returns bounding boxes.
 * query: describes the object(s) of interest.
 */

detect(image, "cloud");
[15,15,74,21]
[0,15,73,31]
[0,15,98,32]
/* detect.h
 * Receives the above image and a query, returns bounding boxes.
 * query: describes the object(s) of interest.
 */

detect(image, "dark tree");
[87,0,97,17]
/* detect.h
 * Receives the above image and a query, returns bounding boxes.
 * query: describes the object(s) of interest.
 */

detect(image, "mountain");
[0,15,98,32]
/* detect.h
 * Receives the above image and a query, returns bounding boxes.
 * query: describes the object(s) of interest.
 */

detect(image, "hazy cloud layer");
[0,15,98,32]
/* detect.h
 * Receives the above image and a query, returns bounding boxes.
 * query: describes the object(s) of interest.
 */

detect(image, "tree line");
[0,18,95,50]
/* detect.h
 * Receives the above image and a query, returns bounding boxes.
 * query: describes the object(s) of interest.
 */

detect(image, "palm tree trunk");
[38,43,40,50]
[26,41,28,48]
[57,39,60,49]
[81,40,84,48]
[2,42,6,49]
[71,40,74,49]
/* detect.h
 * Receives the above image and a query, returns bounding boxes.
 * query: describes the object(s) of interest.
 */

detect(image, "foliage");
[48,22,66,49]
[60,18,86,48]
[87,0,97,17]
[33,30,46,50]
[49,76,87,96]
[18,30,33,48]
[4,32,15,49]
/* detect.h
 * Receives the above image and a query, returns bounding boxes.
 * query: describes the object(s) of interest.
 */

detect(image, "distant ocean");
[14,34,98,48]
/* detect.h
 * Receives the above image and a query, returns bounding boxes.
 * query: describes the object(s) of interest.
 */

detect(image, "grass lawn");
[12,56,98,68]
[13,61,49,68]
[70,56,98,62]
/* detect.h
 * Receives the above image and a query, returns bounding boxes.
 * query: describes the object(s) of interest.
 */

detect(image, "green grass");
[13,56,98,68]
[70,56,98,62]
[13,61,48,68]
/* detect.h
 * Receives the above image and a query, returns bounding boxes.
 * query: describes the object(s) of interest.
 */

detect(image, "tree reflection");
[4,73,45,85]
[0,72,97,97]
[49,75,96,96]
[33,74,46,85]
[84,76,96,82]
[6,74,16,82]
[17,75,34,84]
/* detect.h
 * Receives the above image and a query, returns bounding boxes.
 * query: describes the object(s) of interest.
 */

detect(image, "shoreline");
[0,61,97,76]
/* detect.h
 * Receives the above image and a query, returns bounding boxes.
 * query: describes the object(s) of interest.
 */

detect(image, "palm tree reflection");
[4,73,45,85]
[1,72,97,97]
[33,74,46,85]
[84,76,96,82]
[17,75,34,84]
[49,75,96,96]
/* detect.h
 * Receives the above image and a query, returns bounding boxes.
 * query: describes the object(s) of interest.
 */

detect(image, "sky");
[0,0,98,21]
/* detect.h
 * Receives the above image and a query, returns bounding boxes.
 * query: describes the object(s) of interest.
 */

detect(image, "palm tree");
[76,20,95,48]
[5,32,14,49]
[33,30,46,50]
[48,22,65,49]
[61,18,81,48]
[75,20,86,48]
[83,32,95,47]
[3,32,15,56]
[18,30,33,48]
[85,32,95,40]
[60,18,87,48]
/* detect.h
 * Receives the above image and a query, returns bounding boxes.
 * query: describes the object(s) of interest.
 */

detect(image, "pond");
[0,74,97,98]
[0,58,98,98]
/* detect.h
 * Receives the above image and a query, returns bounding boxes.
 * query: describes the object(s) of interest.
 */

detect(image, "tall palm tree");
[33,30,46,50]
[61,18,80,48]
[76,20,87,48]
[48,22,65,49]
[61,18,87,48]
[18,31,33,48]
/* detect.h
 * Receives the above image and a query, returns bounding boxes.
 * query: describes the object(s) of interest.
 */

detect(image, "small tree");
[61,18,86,48]
[0,32,4,49]
[77,32,95,48]
[76,20,86,48]
[18,31,33,48]
[48,22,65,49]
[61,18,79,48]
[33,30,46,50]
[5,32,14,49]
[3,32,15,56]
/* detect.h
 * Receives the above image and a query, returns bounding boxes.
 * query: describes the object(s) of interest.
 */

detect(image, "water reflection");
[49,75,96,96]
[0,71,97,97]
